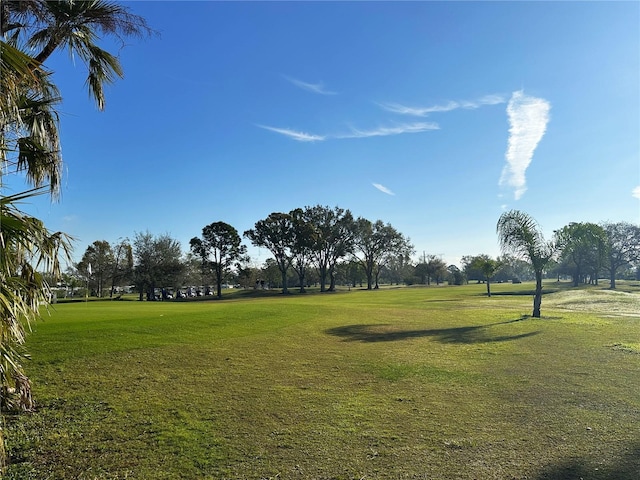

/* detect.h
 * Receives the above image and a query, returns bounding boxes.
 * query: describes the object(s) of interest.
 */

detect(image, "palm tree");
[0,38,71,464]
[3,0,152,110]
[497,210,556,317]
[470,255,502,297]
[1,1,150,468]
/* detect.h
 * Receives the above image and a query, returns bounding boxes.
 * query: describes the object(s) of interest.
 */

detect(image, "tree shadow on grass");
[534,440,640,479]
[325,318,540,344]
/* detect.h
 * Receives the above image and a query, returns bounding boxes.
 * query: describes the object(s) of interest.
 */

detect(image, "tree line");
[68,205,414,299]
[66,213,640,303]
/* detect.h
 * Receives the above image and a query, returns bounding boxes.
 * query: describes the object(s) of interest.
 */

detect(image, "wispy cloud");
[283,75,337,95]
[338,122,439,139]
[499,91,551,200]
[256,124,325,142]
[378,94,506,117]
[258,121,438,141]
[633,186,640,199]
[373,183,395,195]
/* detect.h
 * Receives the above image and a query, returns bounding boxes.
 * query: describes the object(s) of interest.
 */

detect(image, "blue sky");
[15,1,640,267]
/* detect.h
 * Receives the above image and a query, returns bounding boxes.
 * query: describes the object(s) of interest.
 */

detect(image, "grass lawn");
[5,282,640,479]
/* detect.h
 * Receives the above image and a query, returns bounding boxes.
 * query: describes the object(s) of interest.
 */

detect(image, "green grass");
[5,282,640,479]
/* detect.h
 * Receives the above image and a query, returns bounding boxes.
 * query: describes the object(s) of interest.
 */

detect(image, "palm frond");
[0,189,71,413]
[16,0,152,110]
[497,210,556,268]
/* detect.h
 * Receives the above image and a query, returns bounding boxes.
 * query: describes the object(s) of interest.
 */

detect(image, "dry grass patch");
[545,288,640,317]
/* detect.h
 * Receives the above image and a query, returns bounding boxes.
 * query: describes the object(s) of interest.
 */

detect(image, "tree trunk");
[533,272,543,318]
[486,280,491,297]
[215,265,223,298]
[573,266,581,287]
[281,269,288,294]
[319,266,327,292]
[34,38,60,65]
[610,260,617,289]
[363,260,374,290]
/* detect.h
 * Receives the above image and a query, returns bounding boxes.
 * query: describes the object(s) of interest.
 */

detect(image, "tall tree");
[556,222,607,286]
[190,222,246,298]
[373,233,413,289]
[601,222,640,289]
[289,208,316,293]
[245,213,295,294]
[133,232,184,301]
[132,232,155,301]
[305,205,355,292]
[109,238,133,297]
[383,253,414,286]
[461,255,483,284]
[415,253,447,286]
[352,218,413,289]
[497,210,556,318]
[261,258,283,289]
[77,240,114,297]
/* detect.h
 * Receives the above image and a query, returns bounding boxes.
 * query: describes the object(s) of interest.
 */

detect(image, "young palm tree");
[470,255,502,297]
[497,210,556,317]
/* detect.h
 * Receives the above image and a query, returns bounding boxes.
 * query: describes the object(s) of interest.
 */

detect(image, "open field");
[5,282,640,479]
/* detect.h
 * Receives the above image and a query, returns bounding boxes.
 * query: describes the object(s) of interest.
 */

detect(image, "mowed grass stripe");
[6,284,640,479]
